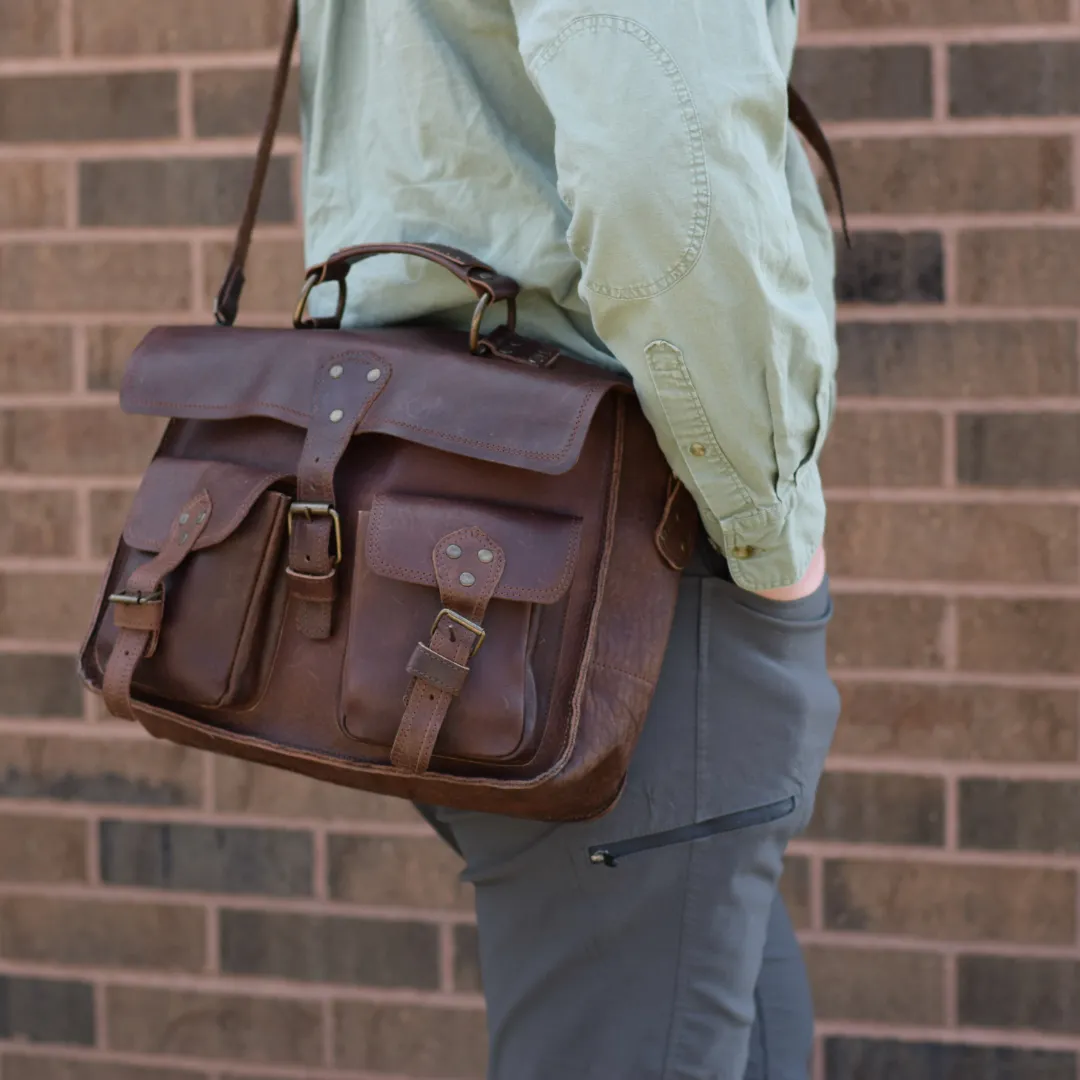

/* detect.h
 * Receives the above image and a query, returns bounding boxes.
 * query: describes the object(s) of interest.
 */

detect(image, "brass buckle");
[108,586,163,606]
[468,290,518,354]
[293,265,348,330]
[287,502,343,566]
[431,608,486,657]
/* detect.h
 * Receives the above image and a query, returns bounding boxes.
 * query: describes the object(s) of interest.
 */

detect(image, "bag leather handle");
[213,0,848,329]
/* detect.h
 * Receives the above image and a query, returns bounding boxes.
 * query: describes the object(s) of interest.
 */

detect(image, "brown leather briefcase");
[80,4,844,822]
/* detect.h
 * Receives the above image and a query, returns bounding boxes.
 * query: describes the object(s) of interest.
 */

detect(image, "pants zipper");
[588,796,797,868]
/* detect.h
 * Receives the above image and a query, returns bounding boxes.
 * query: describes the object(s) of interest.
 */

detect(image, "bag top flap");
[121,325,627,476]
[365,494,582,605]
[123,457,289,553]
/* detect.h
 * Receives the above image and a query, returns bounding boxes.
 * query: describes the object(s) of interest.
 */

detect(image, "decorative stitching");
[528,15,710,300]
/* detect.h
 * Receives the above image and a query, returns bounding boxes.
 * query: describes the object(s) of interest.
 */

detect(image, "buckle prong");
[432,607,486,657]
[108,586,163,606]
[287,502,343,566]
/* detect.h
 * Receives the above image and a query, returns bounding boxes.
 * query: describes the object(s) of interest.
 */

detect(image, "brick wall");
[0,1,1077,1078]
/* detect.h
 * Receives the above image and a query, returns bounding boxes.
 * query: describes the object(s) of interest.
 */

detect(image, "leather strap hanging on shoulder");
[213,1,848,327]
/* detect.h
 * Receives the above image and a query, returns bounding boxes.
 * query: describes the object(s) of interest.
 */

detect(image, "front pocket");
[94,457,291,709]
[588,796,797,868]
[340,493,582,767]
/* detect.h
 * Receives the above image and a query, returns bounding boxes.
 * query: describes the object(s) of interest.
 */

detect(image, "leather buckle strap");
[391,528,505,775]
[102,490,213,720]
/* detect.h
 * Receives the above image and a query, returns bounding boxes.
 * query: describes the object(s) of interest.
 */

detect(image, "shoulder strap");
[214,0,299,326]
[214,2,848,326]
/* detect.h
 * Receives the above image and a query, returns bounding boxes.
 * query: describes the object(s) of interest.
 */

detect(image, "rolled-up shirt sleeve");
[510,1,837,590]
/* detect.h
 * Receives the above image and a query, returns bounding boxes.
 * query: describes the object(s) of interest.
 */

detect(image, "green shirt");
[298,0,837,590]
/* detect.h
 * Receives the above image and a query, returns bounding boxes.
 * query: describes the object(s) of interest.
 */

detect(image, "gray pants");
[419,545,840,1079]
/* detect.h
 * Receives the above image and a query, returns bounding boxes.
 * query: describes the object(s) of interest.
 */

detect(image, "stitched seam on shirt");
[645,340,756,511]
[529,15,711,300]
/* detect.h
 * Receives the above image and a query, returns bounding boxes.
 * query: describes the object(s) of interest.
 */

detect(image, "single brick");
[780,856,811,931]
[333,1001,488,1078]
[0,0,61,56]
[0,326,73,392]
[0,242,190,314]
[193,68,300,138]
[200,238,305,316]
[219,908,439,988]
[0,161,68,228]
[0,895,205,972]
[959,229,1080,308]
[959,955,1080,1034]
[74,0,291,54]
[959,599,1080,675]
[213,755,420,823]
[791,47,932,121]
[961,780,1080,854]
[825,1038,1075,1080]
[806,771,945,846]
[828,136,1071,215]
[828,595,946,670]
[821,412,944,489]
[4,1057,206,1080]
[826,502,1078,583]
[836,232,944,305]
[0,491,77,558]
[328,834,471,911]
[824,859,1075,944]
[79,157,293,229]
[958,413,1080,489]
[811,0,1068,29]
[837,321,1077,399]
[100,820,313,896]
[0,655,83,718]
[454,924,482,993]
[805,946,944,1025]
[0,735,202,806]
[0,407,163,475]
[89,488,135,557]
[0,73,177,142]
[0,814,86,883]
[951,42,1080,117]
[0,975,95,1045]
[0,573,100,641]
[106,986,323,1065]
[834,683,1078,763]
[86,325,152,392]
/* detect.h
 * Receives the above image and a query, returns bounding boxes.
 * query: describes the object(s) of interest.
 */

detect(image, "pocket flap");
[366,494,582,604]
[123,458,290,553]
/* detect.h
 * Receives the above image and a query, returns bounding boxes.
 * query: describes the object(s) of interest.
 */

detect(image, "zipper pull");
[588,848,618,868]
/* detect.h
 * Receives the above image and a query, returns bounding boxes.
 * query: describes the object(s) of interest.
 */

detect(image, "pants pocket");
[697,575,840,832]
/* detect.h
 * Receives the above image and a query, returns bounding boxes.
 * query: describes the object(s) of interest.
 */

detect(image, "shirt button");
[730,545,757,559]
[689,443,707,457]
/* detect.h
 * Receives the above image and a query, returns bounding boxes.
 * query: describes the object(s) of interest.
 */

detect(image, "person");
[298,1,840,1077]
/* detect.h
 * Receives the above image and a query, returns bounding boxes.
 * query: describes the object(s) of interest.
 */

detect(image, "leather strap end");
[214,263,245,327]
[406,642,470,695]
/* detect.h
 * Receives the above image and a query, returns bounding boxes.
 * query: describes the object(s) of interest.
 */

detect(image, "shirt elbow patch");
[527,16,710,300]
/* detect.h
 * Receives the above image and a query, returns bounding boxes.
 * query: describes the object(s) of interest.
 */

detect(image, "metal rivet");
[459,572,476,587]
[446,544,462,559]
[689,443,707,457]
[367,368,381,382]
[477,549,494,563]
[178,512,190,525]
[179,532,190,545]
[329,364,344,379]
[731,545,757,560]
[329,409,344,423]
[195,511,207,525]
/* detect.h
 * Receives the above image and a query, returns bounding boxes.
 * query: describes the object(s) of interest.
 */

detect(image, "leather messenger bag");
[80,4,844,823]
